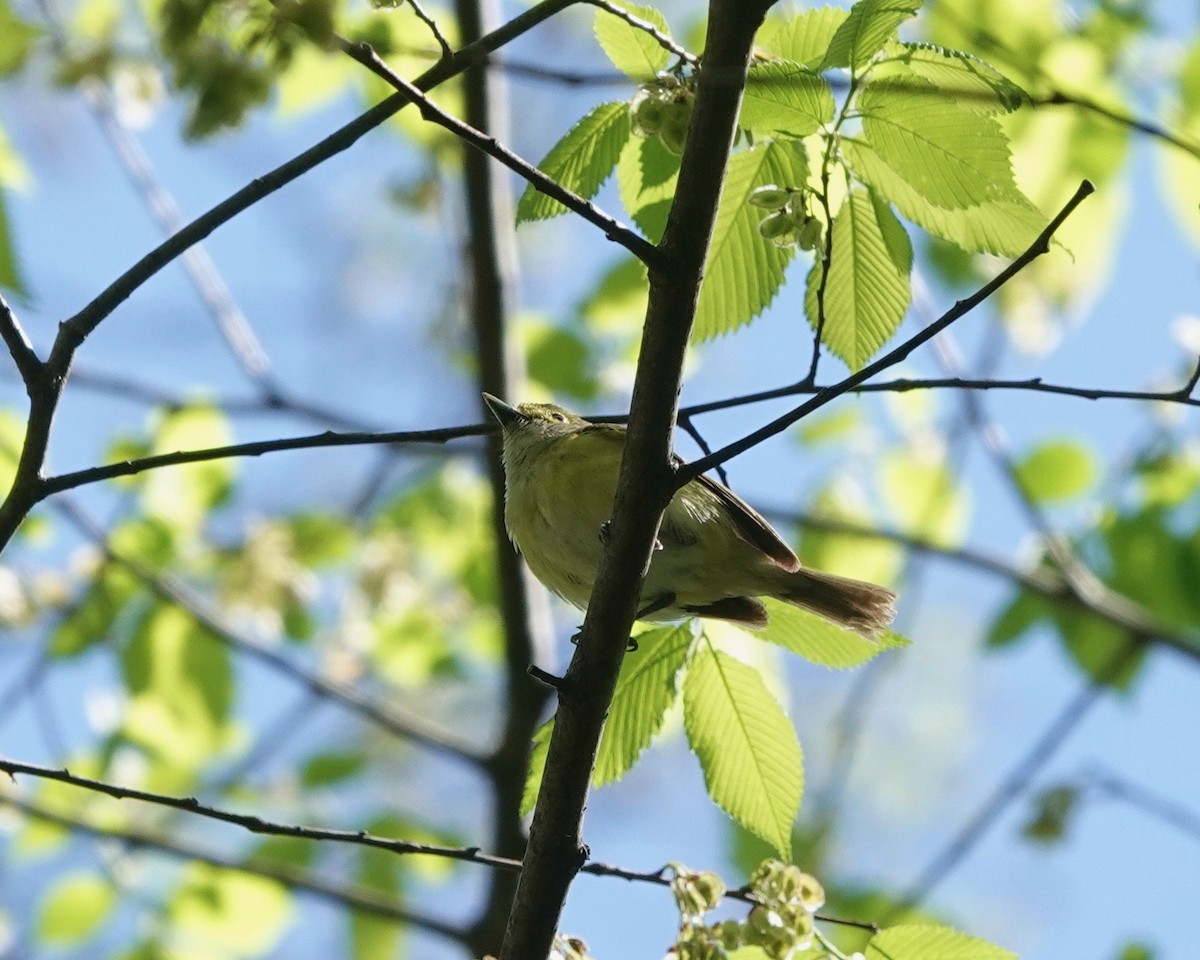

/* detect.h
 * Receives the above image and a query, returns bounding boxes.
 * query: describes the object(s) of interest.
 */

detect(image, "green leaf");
[617,132,680,242]
[683,641,803,857]
[741,61,834,137]
[1016,439,1097,503]
[820,0,922,71]
[0,188,27,295]
[805,189,911,369]
[121,603,234,767]
[50,562,139,658]
[1022,784,1079,843]
[759,599,907,668]
[595,624,691,785]
[880,447,970,548]
[287,513,355,566]
[516,101,630,222]
[882,42,1028,114]
[36,872,115,945]
[0,0,40,76]
[866,923,1016,960]
[843,137,1045,256]
[593,2,671,79]
[986,588,1050,648]
[523,318,600,400]
[757,7,850,68]
[141,403,234,535]
[520,721,552,817]
[694,140,808,339]
[301,751,365,787]
[857,78,1025,209]
[171,864,292,957]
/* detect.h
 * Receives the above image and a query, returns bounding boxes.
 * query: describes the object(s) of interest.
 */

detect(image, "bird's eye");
[552,412,567,422]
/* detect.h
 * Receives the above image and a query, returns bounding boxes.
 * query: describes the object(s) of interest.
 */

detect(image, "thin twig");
[585,0,699,66]
[0,793,465,942]
[675,180,1097,485]
[889,639,1144,915]
[336,39,660,266]
[0,292,41,387]
[40,423,486,498]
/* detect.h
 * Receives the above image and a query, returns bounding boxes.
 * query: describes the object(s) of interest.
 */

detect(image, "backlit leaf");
[517,101,630,222]
[1016,439,1097,503]
[694,140,809,339]
[759,599,907,668]
[617,132,680,242]
[880,447,969,547]
[595,624,691,785]
[683,641,802,857]
[866,923,1016,960]
[858,78,1025,209]
[805,189,911,369]
[36,872,115,945]
[171,865,291,957]
[593,2,671,79]
[757,7,849,67]
[820,0,921,70]
[741,61,834,137]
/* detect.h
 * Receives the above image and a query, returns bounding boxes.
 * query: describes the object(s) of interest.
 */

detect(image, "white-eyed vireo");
[484,395,896,639]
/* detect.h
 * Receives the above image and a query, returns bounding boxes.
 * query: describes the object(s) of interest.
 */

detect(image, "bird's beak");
[482,393,524,430]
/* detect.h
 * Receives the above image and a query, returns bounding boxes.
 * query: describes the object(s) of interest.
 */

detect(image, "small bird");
[483,395,896,640]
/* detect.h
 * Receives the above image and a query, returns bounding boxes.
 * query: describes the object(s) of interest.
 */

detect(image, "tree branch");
[0,793,465,943]
[675,180,1096,485]
[0,291,41,387]
[0,0,582,555]
[335,38,660,266]
[498,2,775,956]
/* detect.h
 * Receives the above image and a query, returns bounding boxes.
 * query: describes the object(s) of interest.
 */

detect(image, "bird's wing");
[691,469,800,571]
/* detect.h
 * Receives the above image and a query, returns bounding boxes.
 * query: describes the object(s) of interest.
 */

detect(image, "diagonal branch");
[335,39,660,266]
[0,793,465,942]
[0,292,41,387]
[675,179,1097,486]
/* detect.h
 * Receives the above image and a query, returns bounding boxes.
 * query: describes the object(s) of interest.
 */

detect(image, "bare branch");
[889,639,1144,916]
[40,422,486,499]
[0,292,41,387]
[675,179,1097,485]
[0,793,465,942]
[336,39,661,266]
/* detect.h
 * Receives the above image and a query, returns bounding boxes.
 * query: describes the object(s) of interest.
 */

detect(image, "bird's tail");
[775,568,897,640]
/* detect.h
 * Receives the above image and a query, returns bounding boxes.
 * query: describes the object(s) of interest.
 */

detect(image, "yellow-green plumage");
[484,395,896,638]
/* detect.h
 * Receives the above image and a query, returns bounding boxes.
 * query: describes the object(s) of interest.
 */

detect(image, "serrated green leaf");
[879,448,969,547]
[36,872,115,945]
[517,101,630,222]
[866,923,1016,960]
[595,624,691,785]
[617,133,679,242]
[759,599,906,668]
[757,7,849,67]
[593,2,671,79]
[805,189,911,369]
[520,721,552,817]
[820,0,921,71]
[741,61,834,137]
[881,42,1028,114]
[1016,439,1097,503]
[858,78,1024,209]
[171,865,291,957]
[683,642,802,857]
[843,137,1045,256]
[694,141,808,339]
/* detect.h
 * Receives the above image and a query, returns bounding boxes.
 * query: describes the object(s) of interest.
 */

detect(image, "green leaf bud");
[796,216,823,251]
[660,115,690,155]
[758,211,797,240]
[749,186,792,210]
[632,96,668,136]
